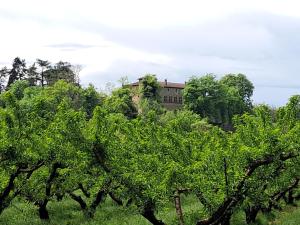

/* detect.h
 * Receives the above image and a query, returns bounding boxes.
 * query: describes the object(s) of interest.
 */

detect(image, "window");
[179,97,182,104]
[164,96,168,103]
[174,96,177,103]
[169,96,172,103]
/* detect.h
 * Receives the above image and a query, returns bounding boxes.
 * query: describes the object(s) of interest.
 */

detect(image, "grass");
[231,203,300,225]
[0,196,299,225]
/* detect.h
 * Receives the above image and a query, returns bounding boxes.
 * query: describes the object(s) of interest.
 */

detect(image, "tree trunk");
[174,190,185,225]
[69,192,87,210]
[79,183,90,198]
[38,201,49,220]
[287,190,294,204]
[109,192,123,206]
[55,193,64,201]
[142,209,165,225]
[0,163,44,216]
[220,212,231,225]
[0,169,21,215]
[245,206,260,224]
[141,201,165,225]
[86,189,106,218]
[37,162,61,220]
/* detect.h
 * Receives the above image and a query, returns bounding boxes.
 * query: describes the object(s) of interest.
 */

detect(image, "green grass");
[231,203,300,225]
[0,196,299,225]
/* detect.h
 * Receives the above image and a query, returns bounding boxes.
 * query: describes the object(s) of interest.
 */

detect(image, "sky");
[1,0,300,106]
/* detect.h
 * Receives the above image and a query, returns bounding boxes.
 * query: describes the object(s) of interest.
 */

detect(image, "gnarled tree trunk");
[141,201,165,225]
[38,200,49,220]
[109,192,123,206]
[38,162,61,220]
[245,205,260,224]
[69,192,87,210]
[86,189,106,218]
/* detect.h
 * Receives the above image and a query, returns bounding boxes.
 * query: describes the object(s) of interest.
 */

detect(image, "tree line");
[0,57,79,93]
[0,64,299,225]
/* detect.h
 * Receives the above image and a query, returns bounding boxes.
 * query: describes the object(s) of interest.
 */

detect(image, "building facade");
[130,78,185,110]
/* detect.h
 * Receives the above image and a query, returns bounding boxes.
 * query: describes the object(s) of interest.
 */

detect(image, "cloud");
[45,43,110,51]
[74,12,300,106]
[1,1,300,106]
[80,59,175,87]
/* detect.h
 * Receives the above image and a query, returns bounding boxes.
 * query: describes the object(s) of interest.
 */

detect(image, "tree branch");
[196,151,299,225]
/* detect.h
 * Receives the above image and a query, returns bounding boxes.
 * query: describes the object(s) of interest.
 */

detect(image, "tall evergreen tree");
[6,57,27,88]
[36,59,51,87]
[27,63,39,86]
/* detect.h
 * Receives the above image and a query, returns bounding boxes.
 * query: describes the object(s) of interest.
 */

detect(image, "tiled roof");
[130,81,185,89]
[159,82,185,89]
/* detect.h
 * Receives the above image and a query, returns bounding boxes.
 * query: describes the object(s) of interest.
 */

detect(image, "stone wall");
[129,80,184,110]
[159,87,183,110]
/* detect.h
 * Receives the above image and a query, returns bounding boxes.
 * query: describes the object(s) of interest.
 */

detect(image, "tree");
[83,84,103,118]
[183,74,254,129]
[220,73,254,110]
[0,80,98,219]
[118,76,129,86]
[0,81,46,214]
[6,57,27,88]
[27,63,39,86]
[44,61,77,86]
[103,86,137,119]
[87,108,173,220]
[192,105,299,225]
[36,59,51,87]
[136,74,165,115]
[20,100,89,219]
[139,74,161,102]
[183,74,227,125]
[71,64,82,84]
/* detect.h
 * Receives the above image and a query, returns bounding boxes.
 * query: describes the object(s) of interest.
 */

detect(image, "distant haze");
[1,0,300,106]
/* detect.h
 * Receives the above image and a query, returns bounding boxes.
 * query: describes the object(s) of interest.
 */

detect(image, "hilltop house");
[129,78,185,110]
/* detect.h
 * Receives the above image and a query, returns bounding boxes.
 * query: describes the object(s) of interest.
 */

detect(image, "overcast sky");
[1,0,300,106]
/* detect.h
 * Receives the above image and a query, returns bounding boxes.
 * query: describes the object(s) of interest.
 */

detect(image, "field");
[0,195,299,225]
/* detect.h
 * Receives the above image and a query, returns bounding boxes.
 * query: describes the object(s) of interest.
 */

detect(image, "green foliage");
[1,58,80,90]
[44,61,78,86]
[103,87,137,119]
[0,76,299,225]
[220,73,254,109]
[183,74,254,128]
[139,74,161,102]
[83,84,103,118]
